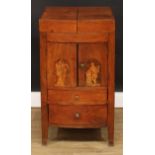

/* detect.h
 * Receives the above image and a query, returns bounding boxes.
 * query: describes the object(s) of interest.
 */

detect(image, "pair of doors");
[47,43,108,88]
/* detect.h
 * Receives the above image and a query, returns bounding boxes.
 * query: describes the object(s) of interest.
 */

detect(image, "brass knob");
[75,95,80,100]
[75,112,80,118]
[80,63,85,68]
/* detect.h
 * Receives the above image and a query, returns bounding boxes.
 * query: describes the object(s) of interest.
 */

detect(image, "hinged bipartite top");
[39,7,115,33]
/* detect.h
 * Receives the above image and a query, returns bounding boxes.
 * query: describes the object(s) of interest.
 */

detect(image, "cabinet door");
[78,43,108,87]
[47,43,77,88]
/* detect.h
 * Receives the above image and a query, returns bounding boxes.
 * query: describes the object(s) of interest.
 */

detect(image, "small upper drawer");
[48,87,107,105]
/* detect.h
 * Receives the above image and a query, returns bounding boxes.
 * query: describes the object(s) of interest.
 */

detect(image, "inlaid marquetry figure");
[55,59,69,86]
[86,62,100,86]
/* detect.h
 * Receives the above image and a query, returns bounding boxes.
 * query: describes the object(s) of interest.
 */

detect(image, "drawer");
[48,88,107,105]
[49,105,107,128]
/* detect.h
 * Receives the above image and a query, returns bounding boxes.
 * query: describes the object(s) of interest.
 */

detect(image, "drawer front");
[48,88,107,105]
[49,105,107,128]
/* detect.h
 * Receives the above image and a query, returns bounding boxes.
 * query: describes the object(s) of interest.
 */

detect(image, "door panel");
[47,43,77,88]
[78,43,108,87]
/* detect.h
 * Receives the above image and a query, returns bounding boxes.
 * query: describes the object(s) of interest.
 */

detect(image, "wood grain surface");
[47,33,108,43]
[32,108,122,155]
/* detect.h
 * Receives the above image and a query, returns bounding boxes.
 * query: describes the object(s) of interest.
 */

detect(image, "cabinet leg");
[41,105,48,145]
[108,126,114,146]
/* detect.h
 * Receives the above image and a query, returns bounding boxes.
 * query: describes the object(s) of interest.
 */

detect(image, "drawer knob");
[75,95,80,100]
[75,112,80,118]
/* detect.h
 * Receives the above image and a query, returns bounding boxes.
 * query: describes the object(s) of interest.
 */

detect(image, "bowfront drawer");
[48,87,107,105]
[49,104,107,128]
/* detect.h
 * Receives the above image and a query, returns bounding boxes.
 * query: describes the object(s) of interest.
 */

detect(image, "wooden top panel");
[39,7,115,32]
[41,7,77,20]
[40,7,114,20]
[78,7,114,20]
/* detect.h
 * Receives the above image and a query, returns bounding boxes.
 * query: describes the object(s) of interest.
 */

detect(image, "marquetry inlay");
[55,59,69,86]
[86,61,101,86]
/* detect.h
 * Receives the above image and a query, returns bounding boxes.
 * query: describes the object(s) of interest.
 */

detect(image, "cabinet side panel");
[40,32,48,145]
[107,32,115,144]
[47,43,77,88]
[40,33,47,104]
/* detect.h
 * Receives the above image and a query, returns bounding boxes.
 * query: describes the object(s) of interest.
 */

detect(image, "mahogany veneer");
[39,7,115,145]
